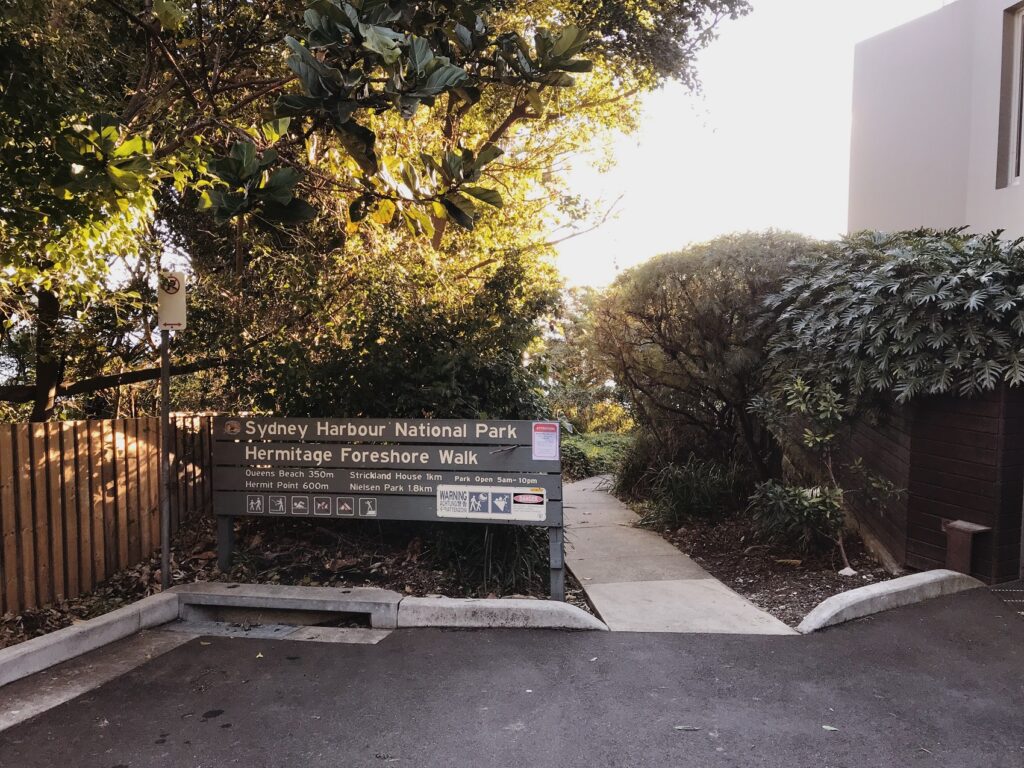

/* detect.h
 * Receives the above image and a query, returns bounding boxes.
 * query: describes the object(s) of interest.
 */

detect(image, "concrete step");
[170,583,402,628]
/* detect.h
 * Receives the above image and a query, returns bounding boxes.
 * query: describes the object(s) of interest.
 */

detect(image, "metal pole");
[160,329,171,590]
[548,525,565,602]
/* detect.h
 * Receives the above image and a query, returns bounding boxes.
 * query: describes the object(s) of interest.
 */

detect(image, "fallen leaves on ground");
[655,512,895,627]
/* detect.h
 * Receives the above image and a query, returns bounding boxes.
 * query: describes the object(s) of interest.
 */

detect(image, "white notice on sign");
[531,422,560,461]
[158,271,187,331]
[437,485,546,522]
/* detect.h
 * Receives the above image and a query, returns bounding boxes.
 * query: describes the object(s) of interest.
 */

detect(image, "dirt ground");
[1,514,589,649]
[658,514,895,626]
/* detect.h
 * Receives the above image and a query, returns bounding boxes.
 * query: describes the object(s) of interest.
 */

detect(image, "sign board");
[212,416,566,598]
[212,417,562,527]
[158,271,186,330]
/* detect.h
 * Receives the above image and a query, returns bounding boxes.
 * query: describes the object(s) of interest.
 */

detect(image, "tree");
[1,0,751,420]
[544,287,632,433]
[593,231,821,479]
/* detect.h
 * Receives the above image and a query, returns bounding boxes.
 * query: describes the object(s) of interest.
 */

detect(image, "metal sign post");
[157,272,186,590]
[211,417,565,600]
[159,330,171,590]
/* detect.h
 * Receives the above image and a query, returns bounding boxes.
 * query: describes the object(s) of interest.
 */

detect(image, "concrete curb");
[0,592,178,688]
[398,596,609,631]
[0,587,607,689]
[797,569,985,633]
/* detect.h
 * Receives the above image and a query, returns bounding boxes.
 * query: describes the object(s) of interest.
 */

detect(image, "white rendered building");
[849,0,1024,234]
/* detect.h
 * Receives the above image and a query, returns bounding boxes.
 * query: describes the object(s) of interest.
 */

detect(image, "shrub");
[614,431,665,499]
[640,456,750,528]
[561,432,631,481]
[747,481,845,555]
[594,231,821,481]
[429,524,548,596]
[767,228,1024,404]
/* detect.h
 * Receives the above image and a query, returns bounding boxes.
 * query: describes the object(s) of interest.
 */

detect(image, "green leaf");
[335,120,378,175]
[462,186,502,208]
[453,23,473,53]
[261,117,291,144]
[369,199,396,225]
[400,162,420,195]
[525,89,544,115]
[285,36,343,98]
[550,25,587,60]
[412,62,469,97]
[261,167,301,204]
[153,0,187,31]
[207,157,242,187]
[359,24,402,65]
[539,71,575,88]
[474,145,504,169]
[557,59,593,73]
[197,189,220,211]
[407,36,433,78]
[441,193,476,230]
[274,94,324,118]
[105,163,141,192]
[230,141,260,179]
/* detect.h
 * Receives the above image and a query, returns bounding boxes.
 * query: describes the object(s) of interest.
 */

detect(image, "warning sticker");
[437,485,547,522]
[532,422,560,461]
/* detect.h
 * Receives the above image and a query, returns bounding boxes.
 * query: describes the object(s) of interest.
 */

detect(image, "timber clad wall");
[0,416,213,616]
[844,410,912,565]
[844,387,1024,584]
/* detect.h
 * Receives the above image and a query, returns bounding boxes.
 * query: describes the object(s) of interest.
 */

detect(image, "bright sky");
[556,0,952,287]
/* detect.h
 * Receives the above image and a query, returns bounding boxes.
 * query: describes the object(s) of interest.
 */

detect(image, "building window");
[998,5,1024,188]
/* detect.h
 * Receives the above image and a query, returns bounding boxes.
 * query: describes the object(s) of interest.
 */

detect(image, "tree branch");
[99,0,202,110]
[0,357,233,405]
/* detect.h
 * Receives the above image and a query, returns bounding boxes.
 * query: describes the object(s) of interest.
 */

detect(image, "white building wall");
[966,0,1024,234]
[849,0,1024,236]
[848,2,975,232]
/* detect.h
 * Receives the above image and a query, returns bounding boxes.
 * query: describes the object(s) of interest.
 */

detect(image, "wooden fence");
[0,415,213,615]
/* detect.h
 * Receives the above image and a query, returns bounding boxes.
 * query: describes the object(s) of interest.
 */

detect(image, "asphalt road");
[1,589,1022,768]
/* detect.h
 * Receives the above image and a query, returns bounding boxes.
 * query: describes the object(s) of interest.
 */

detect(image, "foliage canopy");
[766,229,1024,405]
[1,0,749,421]
[593,231,821,479]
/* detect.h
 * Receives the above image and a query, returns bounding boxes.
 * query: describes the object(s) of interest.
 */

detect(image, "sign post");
[157,272,186,590]
[211,417,565,600]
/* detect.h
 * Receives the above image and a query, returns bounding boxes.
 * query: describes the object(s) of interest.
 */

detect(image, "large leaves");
[153,0,186,31]
[199,140,316,225]
[335,120,378,175]
[53,114,154,198]
[767,229,1024,402]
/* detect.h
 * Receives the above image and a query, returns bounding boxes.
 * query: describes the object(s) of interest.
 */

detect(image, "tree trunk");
[734,405,771,482]
[30,288,61,422]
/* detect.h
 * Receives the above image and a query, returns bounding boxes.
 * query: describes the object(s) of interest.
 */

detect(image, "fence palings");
[0,416,212,617]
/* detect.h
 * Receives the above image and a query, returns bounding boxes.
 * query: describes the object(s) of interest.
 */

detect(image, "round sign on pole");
[158,271,187,330]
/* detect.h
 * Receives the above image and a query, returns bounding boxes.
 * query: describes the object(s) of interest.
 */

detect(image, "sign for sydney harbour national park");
[212,417,562,527]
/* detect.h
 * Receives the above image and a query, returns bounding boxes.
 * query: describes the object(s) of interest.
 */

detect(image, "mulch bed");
[656,514,895,627]
[1,514,590,650]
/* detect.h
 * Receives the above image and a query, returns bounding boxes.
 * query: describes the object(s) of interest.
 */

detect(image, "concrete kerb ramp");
[0,583,607,690]
[797,569,985,633]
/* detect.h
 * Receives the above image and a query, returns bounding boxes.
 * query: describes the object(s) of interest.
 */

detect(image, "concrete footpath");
[564,476,795,634]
